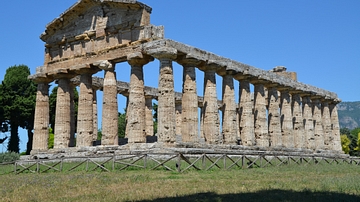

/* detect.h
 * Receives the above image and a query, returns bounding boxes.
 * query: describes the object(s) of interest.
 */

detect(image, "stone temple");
[29,0,343,156]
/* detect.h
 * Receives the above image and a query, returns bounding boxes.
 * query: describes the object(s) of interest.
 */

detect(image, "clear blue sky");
[0,0,359,152]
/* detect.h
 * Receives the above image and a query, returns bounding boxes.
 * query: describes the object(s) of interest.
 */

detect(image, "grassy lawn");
[0,163,360,202]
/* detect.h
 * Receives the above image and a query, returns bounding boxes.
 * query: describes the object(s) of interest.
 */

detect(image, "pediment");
[41,0,152,45]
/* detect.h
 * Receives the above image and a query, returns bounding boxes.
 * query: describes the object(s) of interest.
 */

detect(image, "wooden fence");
[1,153,360,175]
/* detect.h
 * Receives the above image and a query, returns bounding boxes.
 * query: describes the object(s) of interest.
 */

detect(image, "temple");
[29,0,343,155]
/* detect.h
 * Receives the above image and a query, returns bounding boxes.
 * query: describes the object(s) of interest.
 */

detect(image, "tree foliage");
[340,134,351,154]
[0,65,36,153]
[341,127,360,156]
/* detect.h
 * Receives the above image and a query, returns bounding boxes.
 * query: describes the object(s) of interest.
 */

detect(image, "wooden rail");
[1,153,359,175]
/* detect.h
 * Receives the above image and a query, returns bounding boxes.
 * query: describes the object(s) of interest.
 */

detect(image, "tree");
[0,65,36,153]
[340,134,351,154]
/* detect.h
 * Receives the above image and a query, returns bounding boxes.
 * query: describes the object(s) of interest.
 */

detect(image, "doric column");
[238,79,255,146]
[127,52,152,143]
[69,83,76,147]
[202,68,221,144]
[267,87,282,147]
[76,73,94,147]
[312,98,324,150]
[302,96,315,150]
[145,95,154,137]
[292,94,305,148]
[322,100,332,150]
[178,58,200,143]
[175,99,182,137]
[94,60,118,145]
[253,83,269,147]
[280,90,294,148]
[330,102,342,151]
[92,88,98,142]
[148,47,177,143]
[220,73,238,145]
[32,83,50,151]
[54,78,72,148]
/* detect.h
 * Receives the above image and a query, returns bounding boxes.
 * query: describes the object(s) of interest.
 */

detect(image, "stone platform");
[24,142,348,161]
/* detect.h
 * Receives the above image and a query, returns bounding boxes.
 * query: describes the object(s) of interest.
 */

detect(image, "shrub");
[0,152,20,163]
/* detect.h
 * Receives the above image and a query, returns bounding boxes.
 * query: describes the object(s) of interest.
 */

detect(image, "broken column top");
[269,66,297,81]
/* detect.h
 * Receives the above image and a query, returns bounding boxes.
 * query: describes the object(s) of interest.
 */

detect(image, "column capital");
[176,55,202,67]
[147,47,177,60]
[93,60,114,71]
[127,52,154,66]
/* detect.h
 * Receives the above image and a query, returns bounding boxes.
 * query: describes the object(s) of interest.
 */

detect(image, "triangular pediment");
[41,0,152,44]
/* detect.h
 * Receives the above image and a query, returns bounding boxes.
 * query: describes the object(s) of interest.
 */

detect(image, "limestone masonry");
[29,0,343,156]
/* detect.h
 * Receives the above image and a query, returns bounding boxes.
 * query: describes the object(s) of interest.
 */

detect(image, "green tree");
[0,65,36,153]
[152,103,158,135]
[118,111,126,138]
[340,134,351,154]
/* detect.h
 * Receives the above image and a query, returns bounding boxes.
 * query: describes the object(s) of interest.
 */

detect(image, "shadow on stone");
[134,189,360,202]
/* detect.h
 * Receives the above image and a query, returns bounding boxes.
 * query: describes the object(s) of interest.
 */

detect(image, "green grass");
[0,163,359,201]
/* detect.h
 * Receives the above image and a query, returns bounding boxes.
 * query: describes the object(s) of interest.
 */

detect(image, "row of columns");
[32,50,342,152]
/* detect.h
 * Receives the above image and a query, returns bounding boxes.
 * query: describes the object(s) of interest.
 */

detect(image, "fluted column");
[178,60,200,143]
[254,84,269,147]
[221,74,238,145]
[302,96,315,150]
[93,89,98,142]
[292,94,305,148]
[330,102,342,151]
[267,87,282,147]
[312,98,324,150]
[322,100,332,150]
[32,83,50,151]
[127,53,152,143]
[54,78,72,148]
[148,47,177,143]
[202,69,221,144]
[280,90,294,148]
[175,100,182,136]
[76,73,94,147]
[96,60,118,145]
[237,79,254,146]
[145,96,154,137]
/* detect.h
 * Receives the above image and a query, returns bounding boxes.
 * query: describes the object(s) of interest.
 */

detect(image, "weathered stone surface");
[54,78,72,148]
[254,84,269,147]
[145,96,154,137]
[175,100,182,136]
[322,101,332,150]
[312,98,325,150]
[238,80,255,146]
[69,84,76,147]
[181,65,199,143]
[302,96,315,150]
[101,67,118,145]
[330,103,342,152]
[268,87,282,147]
[76,73,94,147]
[221,74,238,145]
[202,69,221,144]
[32,83,50,151]
[126,53,151,143]
[280,90,294,148]
[157,58,176,143]
[292,94,305,149]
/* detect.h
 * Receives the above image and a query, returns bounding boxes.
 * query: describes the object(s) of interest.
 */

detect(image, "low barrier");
[1,153,359,175]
